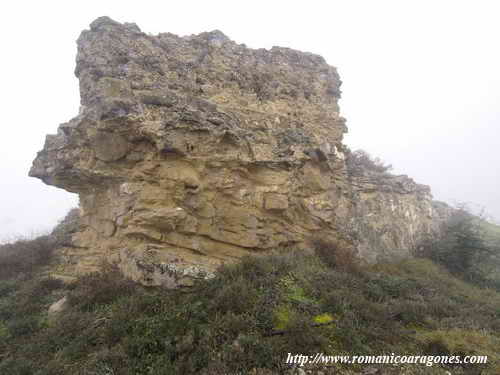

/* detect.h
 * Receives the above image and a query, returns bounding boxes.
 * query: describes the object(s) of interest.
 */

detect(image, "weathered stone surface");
[116,246,214,287]
[264,193,289,211]
[91,131,131,162]
[347,170,436,262]
[48,296,68,315]
[30,17,450,286]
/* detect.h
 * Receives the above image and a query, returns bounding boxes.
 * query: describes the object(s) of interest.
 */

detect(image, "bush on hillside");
[345,149,393,174]
[67,262,137,312]
[312,239,360,272]
[419,206,495,283]
[0,235,54,280]
[0,208,80,280]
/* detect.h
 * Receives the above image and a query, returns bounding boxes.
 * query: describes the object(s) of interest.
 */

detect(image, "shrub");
[312,239,359,272]
[36,277,65,294]
[0,235,55,279]
[209,276,260,315]
[67,262,137,312]
[0,208,80,281]
[345,149,393,174]
[6,315,40,337]
[0,279,17,298]
[419,206,495,282]
[0,357,36,375]
[417,328,499,372]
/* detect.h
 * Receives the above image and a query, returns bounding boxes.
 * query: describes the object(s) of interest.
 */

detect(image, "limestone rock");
[264,193,289,211]
[30,17,450,286]
[48,296,67,315]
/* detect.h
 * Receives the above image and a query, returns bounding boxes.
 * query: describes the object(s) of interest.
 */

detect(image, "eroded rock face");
[30,17,448,286]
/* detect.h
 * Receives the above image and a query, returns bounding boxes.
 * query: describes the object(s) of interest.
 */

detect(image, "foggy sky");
[1,0,499,241]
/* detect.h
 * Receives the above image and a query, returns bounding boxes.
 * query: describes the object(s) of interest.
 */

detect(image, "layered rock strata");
[30,17,447,286]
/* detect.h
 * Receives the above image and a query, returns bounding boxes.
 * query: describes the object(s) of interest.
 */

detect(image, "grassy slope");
[478,221,500,287]
[0,238,499,375]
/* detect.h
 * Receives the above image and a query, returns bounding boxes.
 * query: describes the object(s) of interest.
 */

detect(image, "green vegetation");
[419,207,500,290]
[480,220,500,287]
[0,213,499,374]
[0,235,55,280]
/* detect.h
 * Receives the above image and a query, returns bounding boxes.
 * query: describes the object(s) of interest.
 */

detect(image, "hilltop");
[30,17,450,286]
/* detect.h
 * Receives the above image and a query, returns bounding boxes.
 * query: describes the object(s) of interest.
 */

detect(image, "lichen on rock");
[30,17,449,287]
